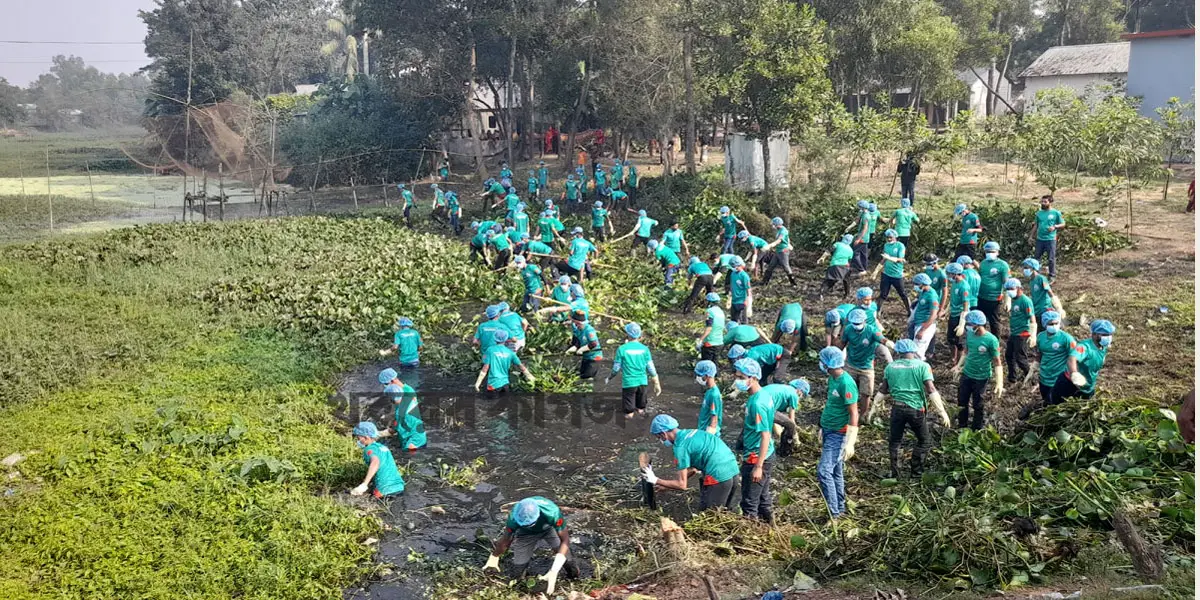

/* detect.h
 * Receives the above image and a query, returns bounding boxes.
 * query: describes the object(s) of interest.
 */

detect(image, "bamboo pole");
[17,151,27,210]
[44,147,53,232]
[218,163,225,221]
[85,160,96,207]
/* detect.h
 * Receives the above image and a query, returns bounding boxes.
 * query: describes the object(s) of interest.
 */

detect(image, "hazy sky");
[2,0,156,86]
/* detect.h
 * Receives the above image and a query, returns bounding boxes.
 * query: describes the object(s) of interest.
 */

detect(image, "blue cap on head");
[819,347,845,370]
[689,256,700,265]
[841,234,854,245]
[1090,319,1115,335]
[914,273,932,286]
[353,421,380,438]
[594,200,603,208]
[894,339,918,355]
[1041,310,1061,327]
[568,174,575,180]
[497,301,511,313]
[571,226,583,235]
[901,198,911,208]
[650,414,679,435]
[492,224,503,232]
[529,170,535,175]
[486,305,501,319]
[559,275,571,285]
[965,310,987,326]
[885,228,898,239]
[505,226,515,233]
[1022,258,1041,271]
[624,322,643,339]
[521,232,530,240]
[539,160,545,165]
[706,292,720,303]
[516,202,526,211]
[514,499,540,526]
[855,286,873,300]
[493,328,510,343]
[825,309,841,326]
[954,203,968,216]
[731,256,745,267]
[569,283,585,299]
[983,241,1000,253]
[726,321,738,331]
[857,199,869,209]
[719,206,730,215]
[397,183,406,189]
[545,199,554,206]
[1004,278,1022,290]
[446,191,457,200]
[727,344,747,359]
[779,319,797,334]
[513,255,526,265]
[694,360,717,377]
[868,202,877,211]
[397,317,413,328]
[737,230,750,240]
[956,255,974,265]
[733,358,762,379]
[378,368,398,384]
[848,308,867,325]
[638,209,647,217]
[946,262,963,275]
[771,217,784,227]
[471,220,481,230]
[647,239,659,250]
[431,183,438,189]
[789,378,810,396]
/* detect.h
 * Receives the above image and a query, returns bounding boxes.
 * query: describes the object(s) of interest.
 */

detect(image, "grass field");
[0,127,155,178]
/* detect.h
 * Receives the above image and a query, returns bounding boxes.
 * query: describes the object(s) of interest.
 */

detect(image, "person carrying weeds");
[876,339,948,478]
[474,329,535,398]
[817,346,859,520]
[733,358,776,523]
[682,256,716,313]
[380,317,423,367]
[607,322,661,417]
[483,497,579,593]
[818,234,855,300]
[693,360,723,434]
[1049,319,1114,405]
[378,368,427,452]
[695,292,726,362]
[350,421,406,498]
[642,414,739,512]
[772,302,808,355]
[951,310,1002,430]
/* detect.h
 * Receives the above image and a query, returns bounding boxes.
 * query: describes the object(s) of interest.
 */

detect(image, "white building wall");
[724,132,790,192]
[1127,35,1196,118]
[1025,73,1125,105]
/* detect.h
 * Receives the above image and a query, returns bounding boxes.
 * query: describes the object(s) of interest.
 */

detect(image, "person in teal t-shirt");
[696,293,726,362]
[497,302,528,352]
[382,317,424,367]
[562,175,580,204]
[682,256,716,312]
[398,183,415,229]
[692,360,723,434]
[890,198,920,246]
[1052,319,1114,404]
[878,229,911,316]
[772,302,807,355]
[484,496,578,588]
[816,347,859,519]
[350,421,406,498]
[474,329,535,398]
[537,161,549,191]
[568,316,604,379]
[1031,195,1065,278]
[954,203,983,259]
[621,209,659,253]
[648,239,681,286]
[820,234,855,299]
[608,322,661,416]
[512,256,544,312]
[591,201,613,241]
[717,206,744,254]
[642,414,739,512]
[527,170,539,198]
[952,311,1001,430]
[731,359,775,522]
[378,368,427,452]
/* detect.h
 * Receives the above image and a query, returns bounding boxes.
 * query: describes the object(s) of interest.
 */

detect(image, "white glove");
[954,313,966,338]
[885,340,896,351]
[1051,295,1064,314]
[1070,371,1087,387]
[818,251,830,264]
[1003,295,1012,312]
[871,263,883,279]
[525,372,536,384]
[378,348,390,357]
[928,390,951,427]
[576,346,589,355]
[539,553,568,594]
[653,379,663,397]
[474,371,486,392]
[565,346,578,355]
[1027,334,1037,348]
[641,465,658,485]
[706,425,718,435]
[867,393,884,423]
[351,483,369,496]
[840,426,859,462]
[1024,362,1039,386]
[483,554,501,572]
[994,366,1005,397]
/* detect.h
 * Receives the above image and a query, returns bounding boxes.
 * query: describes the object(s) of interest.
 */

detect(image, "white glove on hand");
[928,390,951,427]
[351,483,369,496]
[653,379,663,397]
[706,425,718,435]
[641,465,658,485]
[1027,334,1037,348]
[1070,371,1087,387]
[539,553,568,594]
[1003,295,1012,312]
[840,426,860,462]
[868,393,885,423]
[378,348,390,357]
[474,371,486,392]
[885,340,896,351]
[565,346,578,355]
[871,263,884,279]
[525,372,536,385]
[994,366,1005,397]
[576,346,589,355]
[483,554,501,572]
[818,251,830,264]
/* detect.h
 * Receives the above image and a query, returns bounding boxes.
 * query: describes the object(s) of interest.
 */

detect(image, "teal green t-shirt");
[527,241,553,256]
[1010,294,1035,336]
[883,358,932,410]
[730,270,751,304]
[513,212,530,235]
[1036,330,1077,386]
[760,383,799,412]
[662,229,684,253]
[977,258,1011,302]
[474,320,506,352]
[385,383,426,450]
[489,234,511,252]
[568,238,596,270]
[704,307,726,346]
[591,207,608,228]
[538,217,564,243]
[964,268,981,306]
[521,264,544,294]
[775,303,803,332]
[724,324,761,345]
[565,181,579,201]
[498,311,526,341]
[960,212,981,245]
[1036,209,1064,241]
[671,429,738,484]
[689,261,713,276]
[927,266,948,299]
[504,496,564,536]
[720,214,738,237]
[484,345,522,390]
[857,212,872,243]
[636,216,658,238]
[830,242,853,266]
[698,386,723,432]
[746,343,784,366]
[614,341,655,387]
[949,278,972,318]
[882,241,906,279]
[1071,338,1107,394]
[1030,273,1053,313]
[393,328,423,365]
[774,227,792,250]
[740,391,776,462]
[362,441,406,495]
[820,372,858,431]
[911,288,939,326]
[571,322,603,360]
[842,324,885,370]
[962,328,1000,381]
[892,207,919,236]
[867,209,880,234]
[655,245,681,267]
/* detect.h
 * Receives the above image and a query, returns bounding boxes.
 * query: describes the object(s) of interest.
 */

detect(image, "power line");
[0,40,143,45]
[0,60,148,64]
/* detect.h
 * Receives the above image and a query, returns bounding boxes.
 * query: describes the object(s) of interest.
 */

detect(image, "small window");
[488,115,497,128]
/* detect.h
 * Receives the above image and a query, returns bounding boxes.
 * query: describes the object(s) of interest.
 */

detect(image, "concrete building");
[1122,28,1196,118]
[1020,42,1129,104]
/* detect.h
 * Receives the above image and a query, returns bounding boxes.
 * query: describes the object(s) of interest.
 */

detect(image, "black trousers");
[492,249,512,271]
[593,226,607,242]
[760,362,777,382]
[682,274,715,312]
[1005,334,1031,382]
[888,404,929,475]
[897,235,910,248]
[761,251,795,285]
[622,385,648,414]
[957,375,989,430]
[698,478,738,511]
[730,303,747,323]
[901,179,916,203]
[1050,372,1094,405]
[700,344,720,362]
[879,274,911,313]
[579,357,601,379]
[852,243,869,272]
[822,265,851,297]
[955,243,975,260]
[977,298,1002,336]
[470,244,487,264]
[739,454,775,522]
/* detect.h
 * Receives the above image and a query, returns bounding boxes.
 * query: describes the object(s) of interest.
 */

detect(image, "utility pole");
[45,147,53,232]
[183,28,194,222]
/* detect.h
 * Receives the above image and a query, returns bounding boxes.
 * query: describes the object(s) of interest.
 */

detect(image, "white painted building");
[1020,42,1129,104]
[1122,28,1196,119]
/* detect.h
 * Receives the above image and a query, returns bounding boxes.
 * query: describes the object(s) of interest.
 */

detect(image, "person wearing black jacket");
[897,155,921,204]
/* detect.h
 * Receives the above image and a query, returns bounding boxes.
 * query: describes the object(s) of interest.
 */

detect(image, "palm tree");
[322,10,361,78]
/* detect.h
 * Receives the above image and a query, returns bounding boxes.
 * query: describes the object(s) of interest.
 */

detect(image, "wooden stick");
[531,294,631,324]
[85,160,96,207]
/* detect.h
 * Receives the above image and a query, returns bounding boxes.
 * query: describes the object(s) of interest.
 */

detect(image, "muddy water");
[334,351,744,599]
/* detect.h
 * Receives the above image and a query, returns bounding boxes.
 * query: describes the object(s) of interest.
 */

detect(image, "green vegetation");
[0,128,150,177]
[0,194,139,241]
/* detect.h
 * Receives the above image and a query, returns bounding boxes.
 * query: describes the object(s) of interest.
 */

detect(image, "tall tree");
[0,78,22,127]
[880,0,967,108]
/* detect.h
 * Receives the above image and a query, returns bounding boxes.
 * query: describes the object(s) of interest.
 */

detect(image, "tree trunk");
[761,136,772,193]
[844,151,858,192]
[505,18,516,167]
[986,60,996,117]
[683,0,696,175]
[1163,148,1174,201]
[1126,164,1134,241]
[1072,154,1081,188]
[466,30,488,183]
[1112,508,1164,582]
[563,52,592,171]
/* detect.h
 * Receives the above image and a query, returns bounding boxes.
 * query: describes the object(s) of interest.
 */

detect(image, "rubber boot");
[889,450,901,479]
